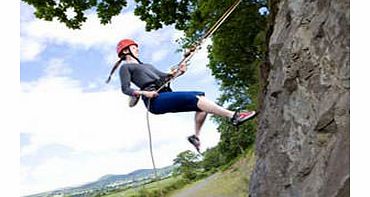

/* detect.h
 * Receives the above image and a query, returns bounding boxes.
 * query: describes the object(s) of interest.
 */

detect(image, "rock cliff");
[250,0,349,196]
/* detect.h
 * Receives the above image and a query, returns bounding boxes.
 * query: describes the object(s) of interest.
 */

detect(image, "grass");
[168,148,256,197]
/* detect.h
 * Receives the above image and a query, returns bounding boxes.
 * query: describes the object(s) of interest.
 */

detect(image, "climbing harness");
[128,77,172,107]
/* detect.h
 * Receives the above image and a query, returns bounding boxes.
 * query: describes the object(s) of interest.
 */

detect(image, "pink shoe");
[231,110,257,126]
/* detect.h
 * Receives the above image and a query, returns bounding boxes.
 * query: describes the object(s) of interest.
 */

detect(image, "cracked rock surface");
[249,0,349,196]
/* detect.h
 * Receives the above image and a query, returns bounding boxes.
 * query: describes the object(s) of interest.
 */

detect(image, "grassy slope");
[103,148,256,197]
[168,148,256,197]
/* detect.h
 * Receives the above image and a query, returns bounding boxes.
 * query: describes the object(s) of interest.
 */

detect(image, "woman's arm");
[133,90,159,98]
[119,65,137,96]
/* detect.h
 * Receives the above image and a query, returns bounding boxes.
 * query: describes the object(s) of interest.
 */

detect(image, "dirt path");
[168,174,219,197]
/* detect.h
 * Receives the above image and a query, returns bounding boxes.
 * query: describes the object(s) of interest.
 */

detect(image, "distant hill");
[25,165,175,197]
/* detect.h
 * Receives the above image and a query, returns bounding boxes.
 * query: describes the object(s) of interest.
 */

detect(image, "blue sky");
[20,1,222,195]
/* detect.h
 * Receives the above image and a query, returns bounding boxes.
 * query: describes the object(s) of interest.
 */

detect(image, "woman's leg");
[195,111,207,137]
[190,96,229,151]
[188,95,256,152]
[196,96,234,118]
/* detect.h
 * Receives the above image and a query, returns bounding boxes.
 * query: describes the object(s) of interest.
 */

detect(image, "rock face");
[249,0,349,196]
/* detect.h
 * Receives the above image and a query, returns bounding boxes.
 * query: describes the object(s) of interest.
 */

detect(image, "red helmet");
[116,39,138,57]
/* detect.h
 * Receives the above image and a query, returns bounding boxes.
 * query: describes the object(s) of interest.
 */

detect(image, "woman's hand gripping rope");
[168,62,187,78]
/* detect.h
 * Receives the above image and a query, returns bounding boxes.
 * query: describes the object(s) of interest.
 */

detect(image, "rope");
[145,99,164,196]
[145,99,157,178]
[156,0,242,93]
[202,0,242,40]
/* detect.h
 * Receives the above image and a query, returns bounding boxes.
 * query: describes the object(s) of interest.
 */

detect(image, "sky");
[19,1,222,196]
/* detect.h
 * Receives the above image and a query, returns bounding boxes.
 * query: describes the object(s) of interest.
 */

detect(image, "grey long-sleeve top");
[119,63,169,96]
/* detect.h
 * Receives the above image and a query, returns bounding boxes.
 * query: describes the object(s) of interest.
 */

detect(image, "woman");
[107,39,256,153]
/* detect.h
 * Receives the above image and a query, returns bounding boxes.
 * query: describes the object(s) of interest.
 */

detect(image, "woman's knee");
[196,95,205,100]
[196,95,206,104]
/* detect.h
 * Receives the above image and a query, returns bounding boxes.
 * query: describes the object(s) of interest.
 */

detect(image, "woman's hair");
[105,56,124,83]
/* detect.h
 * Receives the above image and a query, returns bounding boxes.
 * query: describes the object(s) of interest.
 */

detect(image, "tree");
[179,0,267,163]
[201,146,223,172]
[22,0,196,30]
[173,150,201,180]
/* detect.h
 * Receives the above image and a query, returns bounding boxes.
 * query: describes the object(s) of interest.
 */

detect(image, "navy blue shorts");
[142,91,205,114]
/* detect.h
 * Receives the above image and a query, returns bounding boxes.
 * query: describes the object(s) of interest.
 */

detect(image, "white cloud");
[21,59,219,195]
[20,37,46,61]
[151,49,170,62]
[43,58,72,77]
[21,151,151,195]
[22,13,145,49]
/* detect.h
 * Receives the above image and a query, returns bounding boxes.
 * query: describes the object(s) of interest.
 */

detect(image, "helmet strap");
[122,47,143,64]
